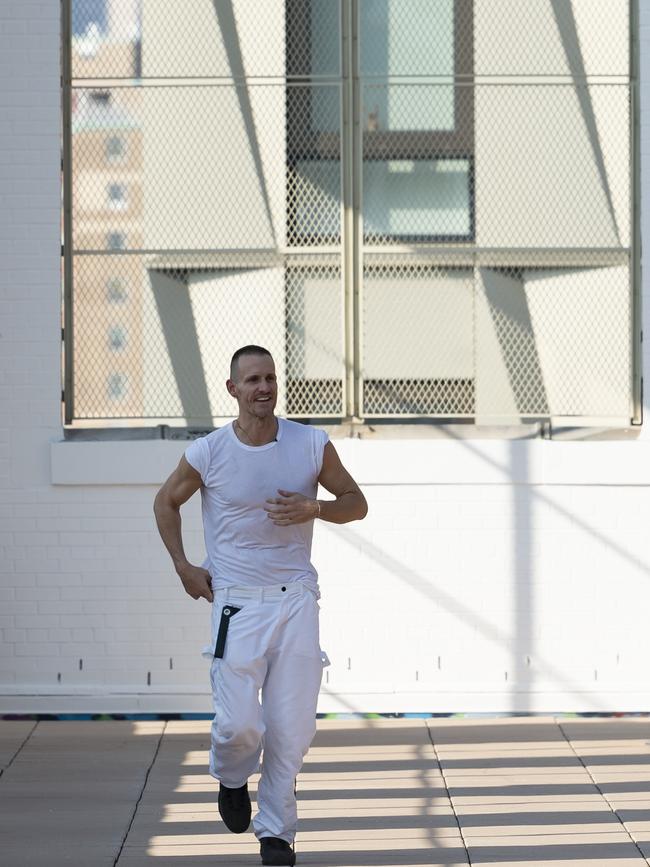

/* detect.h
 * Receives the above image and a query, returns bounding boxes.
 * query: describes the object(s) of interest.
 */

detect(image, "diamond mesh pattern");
[475,261,632,418]
[285,260,344,416]
[286,84,342,245]
[72,252,344,421]
[71,0,341,80]
[475,84,630,249]
[362,258,475,416]
[65,0,635,425]
[72,84,340,252]
[474,0,629,78]
[71,0,141,80]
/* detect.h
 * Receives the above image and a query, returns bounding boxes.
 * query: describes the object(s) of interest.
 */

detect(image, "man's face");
[227,353,278,418]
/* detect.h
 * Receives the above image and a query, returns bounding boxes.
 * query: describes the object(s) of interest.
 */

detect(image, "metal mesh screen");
[64,0,637,426]
[66,0,345,423]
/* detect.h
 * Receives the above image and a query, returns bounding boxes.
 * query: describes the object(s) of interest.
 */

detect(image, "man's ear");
[226,378,237,397]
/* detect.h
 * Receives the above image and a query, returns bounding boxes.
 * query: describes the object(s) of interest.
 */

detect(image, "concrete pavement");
[1,716,650,866]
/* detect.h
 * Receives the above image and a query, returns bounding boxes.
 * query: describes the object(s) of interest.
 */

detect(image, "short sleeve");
[312,427,329,476]
[185,436,210,483]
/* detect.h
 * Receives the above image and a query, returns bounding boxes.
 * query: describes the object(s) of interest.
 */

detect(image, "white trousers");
[208,581,323,843]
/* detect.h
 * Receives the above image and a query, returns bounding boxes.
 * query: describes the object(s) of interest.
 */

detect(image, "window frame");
[285,0,475,245]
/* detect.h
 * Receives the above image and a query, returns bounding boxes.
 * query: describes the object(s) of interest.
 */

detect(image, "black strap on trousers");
[214,605,242,659]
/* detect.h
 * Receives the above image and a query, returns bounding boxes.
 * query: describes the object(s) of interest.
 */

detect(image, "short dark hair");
[230,345,273,381]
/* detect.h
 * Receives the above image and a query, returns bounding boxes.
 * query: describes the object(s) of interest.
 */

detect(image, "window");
[105,135,126,163]
[106,277,128,304]
[106,231,126,250]
[107,372,128,400]
[107,183,128,211]
[287,0,474,244]
[107,325,127,352]
[285,0,477,417]
[72,0,107,38]
[63,1,638,426]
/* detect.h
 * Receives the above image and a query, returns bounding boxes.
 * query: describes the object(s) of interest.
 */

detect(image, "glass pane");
[363,159,471,240]
[360,0,455,76]
[309,0,341,77]
[363,83,454,132]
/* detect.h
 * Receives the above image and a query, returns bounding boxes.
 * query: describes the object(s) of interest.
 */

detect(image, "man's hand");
[177,563,214,602]
[264,490,318,526]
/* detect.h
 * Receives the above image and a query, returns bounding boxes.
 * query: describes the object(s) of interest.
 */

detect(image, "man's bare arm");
[315,441,367,523]
[265,441,367,526]
[153,456,213,602]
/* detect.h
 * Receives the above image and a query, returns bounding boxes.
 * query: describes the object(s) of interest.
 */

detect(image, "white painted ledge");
[2,685,650,714]
[51,437,650,486]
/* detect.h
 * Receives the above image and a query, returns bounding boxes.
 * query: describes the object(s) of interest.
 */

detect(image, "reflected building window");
[107,372,128,400]
[107,325,128,352]
[107,182,128,211]
[106,231,126,250]
[286,0,474,244]
[106,277,128,304]
[105,135,127,163]
[72,0,107,37]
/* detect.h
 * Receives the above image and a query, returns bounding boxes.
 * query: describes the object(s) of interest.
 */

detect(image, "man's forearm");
[317,490,367,524]
[153,498,189,572]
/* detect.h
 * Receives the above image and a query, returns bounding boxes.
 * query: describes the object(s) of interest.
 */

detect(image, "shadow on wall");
[328,422,650,712]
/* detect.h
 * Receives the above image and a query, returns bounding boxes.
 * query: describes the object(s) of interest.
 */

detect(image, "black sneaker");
[218,782,251,833]
[259,836,296,866]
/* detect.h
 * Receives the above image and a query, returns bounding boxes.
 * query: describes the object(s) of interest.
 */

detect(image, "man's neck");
[234,414,278,447]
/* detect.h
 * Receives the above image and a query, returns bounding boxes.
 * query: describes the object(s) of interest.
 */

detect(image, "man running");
[153,344,368,866]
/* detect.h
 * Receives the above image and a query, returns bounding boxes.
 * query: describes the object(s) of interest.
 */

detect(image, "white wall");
[1,1,650,715]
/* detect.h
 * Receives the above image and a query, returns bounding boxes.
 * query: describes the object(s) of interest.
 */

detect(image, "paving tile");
[466,836,647,864]
[595,776,650,800]
[27,720,164,742]
[467,857,643,867]
[580,759,650,773]
[456,799,623,838]
[428,718,565,747]
[623,822,650,841]
[456,801,625,837]
[118,847,468,867]
[0,843,117,867]
[616,805,650,823]
[7,716,650,867]
[0,721,163,867]
[0,721,35,770]
[2,763,156,783]
[435,740,574,758]
[441,763,588,777]
[124,813,462,846]
[446,774,599,805]
[560,720,650,738]
[570,744,650,756]
[462,820,628,838]
[0,779,145,801]
[121,832,467,859]
[312,720,431,749]
[0,800,133,833]
[450,790,607,807]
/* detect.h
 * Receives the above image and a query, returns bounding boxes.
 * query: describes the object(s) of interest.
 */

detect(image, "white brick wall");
[0,3,649,714]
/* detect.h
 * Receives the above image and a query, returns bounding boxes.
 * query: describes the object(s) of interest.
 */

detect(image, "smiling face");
[227,352,278,420]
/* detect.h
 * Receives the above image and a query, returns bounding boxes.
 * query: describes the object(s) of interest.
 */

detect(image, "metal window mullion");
[341,0,356,419]
[351,0,363,420]
[62,0,74,425]
[630,0,642,424]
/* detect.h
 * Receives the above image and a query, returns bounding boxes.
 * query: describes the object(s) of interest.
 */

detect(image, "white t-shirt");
[185,418,329,591]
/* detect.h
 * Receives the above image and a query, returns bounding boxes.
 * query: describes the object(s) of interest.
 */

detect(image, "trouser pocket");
[214,605,242,659]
